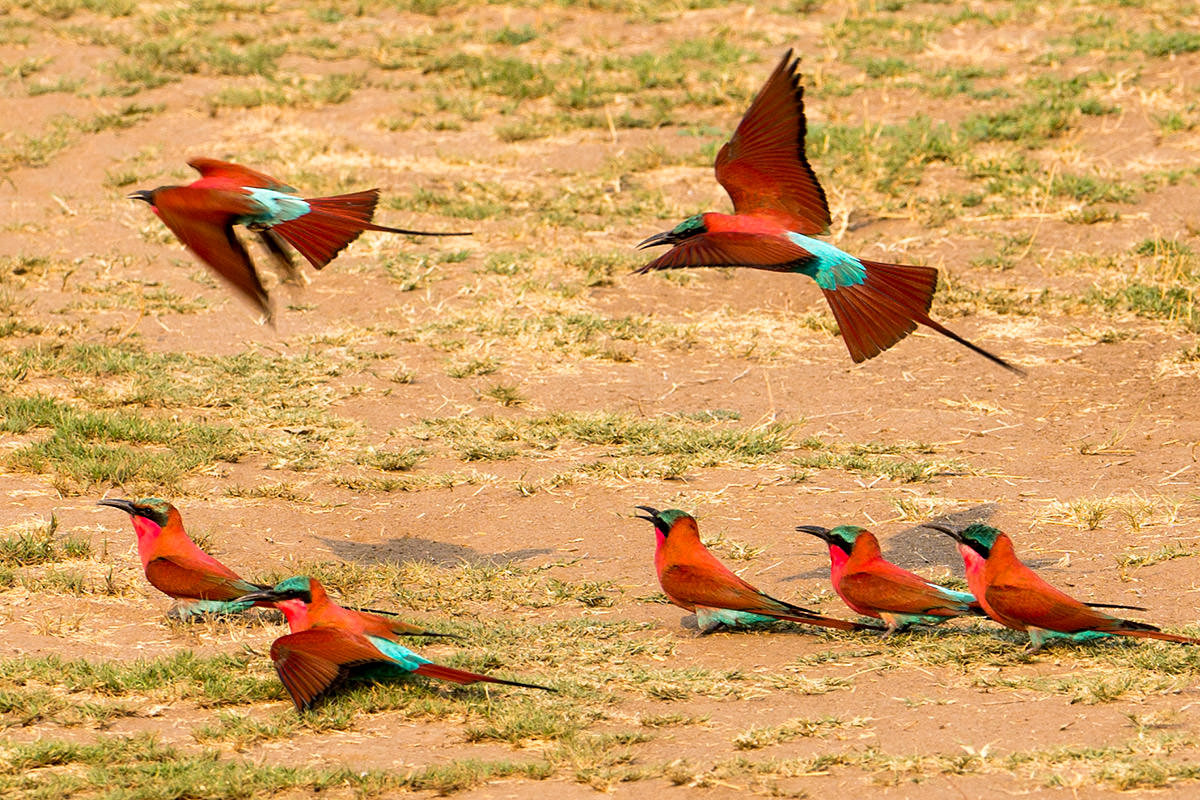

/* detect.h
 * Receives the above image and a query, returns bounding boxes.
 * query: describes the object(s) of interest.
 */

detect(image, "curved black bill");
[97,498,138,515]
[795,525,832,541]
[636,231,675,250]
[923,523,959,539]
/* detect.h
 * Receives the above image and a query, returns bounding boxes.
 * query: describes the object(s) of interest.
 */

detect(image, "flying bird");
[128,158,470,320]
[929,523,1196,652]
[98,497,269,618]
[635,50,1022,374]
[635,507,880,634]
[797,524,983,635]
[236,576,551,711]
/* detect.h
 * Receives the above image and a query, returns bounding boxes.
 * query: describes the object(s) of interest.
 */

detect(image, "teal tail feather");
[168,599,254,620]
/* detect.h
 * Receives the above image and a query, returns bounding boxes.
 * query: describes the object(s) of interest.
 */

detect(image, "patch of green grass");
[0,651,278,706]
[415,412,792,465]
[733,716,869,750]
[0,733,408,798]
[790,439,967,483]
[1,394,243,493]
[0,104,161,170]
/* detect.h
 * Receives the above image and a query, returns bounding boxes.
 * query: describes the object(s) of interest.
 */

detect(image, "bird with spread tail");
[98,497,270,619]
[236,577,551,711]
[635,50,1021,374]
[929,523,1197,652]
[128,158,470,320]
[635,507,880,634]
[797,524,983,635]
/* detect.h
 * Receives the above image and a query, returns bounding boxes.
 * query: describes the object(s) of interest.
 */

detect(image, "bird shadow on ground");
[318,536,552,567]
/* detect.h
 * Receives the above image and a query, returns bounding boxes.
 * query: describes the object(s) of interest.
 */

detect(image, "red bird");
[636,50,1021,374]
[930,523,1198,652]
[99,497,450,636]
[128,158,469,319]
[237,576,550,711]
[98,497,268,618]
[635,507,880,634]
[798,524,984,635]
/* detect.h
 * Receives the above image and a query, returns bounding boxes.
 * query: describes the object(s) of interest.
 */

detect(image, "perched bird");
[236,577,551,711]
[635,50,1021,374]
[929,523,1197,652]
[797,524,982,635]
[128,158,470,319]
[635,507,880,634]
[98,497,448,634]
[98,497,268,618]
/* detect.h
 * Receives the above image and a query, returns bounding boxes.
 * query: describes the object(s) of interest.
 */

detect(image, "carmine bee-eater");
[128,158,470,320]
[929,523,1198,652]
[236,577,551,711]
[98,497,449,635]
[635,507,880,634]
[98,497,269,618]
[636,50,1021,374]
[797,524,983,635]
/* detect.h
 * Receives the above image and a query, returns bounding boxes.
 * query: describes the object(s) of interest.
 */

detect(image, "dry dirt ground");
[2,1,1200,798]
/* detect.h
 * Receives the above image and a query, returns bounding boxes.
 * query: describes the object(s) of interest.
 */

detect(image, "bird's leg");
[1024,627,1051,654]
[878,613,905,639]
[694,607,727,635]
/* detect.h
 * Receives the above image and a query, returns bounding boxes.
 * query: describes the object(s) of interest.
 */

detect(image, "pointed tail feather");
[413,662,553,691]
[823,259,1023,375]
[1106,617,1200,645]
[912,313,1024,375]
[1086,602,1147,612]
[1125,630,1200,645]
[773,610,885,633]
[269,190,470,270]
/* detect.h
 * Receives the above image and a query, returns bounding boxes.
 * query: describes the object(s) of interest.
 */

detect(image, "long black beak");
[634,505,661,523]
[636,230,676,250]
[923,523,960,541]
[97,498,138,515]
[795,525,832,542]
[126,189,154,204]
[234,589,283,605]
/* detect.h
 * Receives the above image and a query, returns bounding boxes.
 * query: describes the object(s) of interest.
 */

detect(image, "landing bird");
[635,50,1022,374]
[929,523,1196,652]
[236,577,551,711]
[98,497,269,618]
[635,507,880,634]
[128,158,470,320]
[797,524,983,635]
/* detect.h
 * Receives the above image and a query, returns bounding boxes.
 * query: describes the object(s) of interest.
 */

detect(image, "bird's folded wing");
[715,50,831,235]
[145,555,260,602]
[661,563,813,616]
[188,158,294,192]
[985,582,1106,633]
[271,629,386,710]
[840,570,967,616]
[636,232,811,272]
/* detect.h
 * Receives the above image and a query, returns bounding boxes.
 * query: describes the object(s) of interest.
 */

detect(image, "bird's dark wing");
[270,629,387,711]
[714,49,831,234]
[188,158,294,192]
[144,555,261,602]
[152,186,271,316]
[635,232,811,273]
